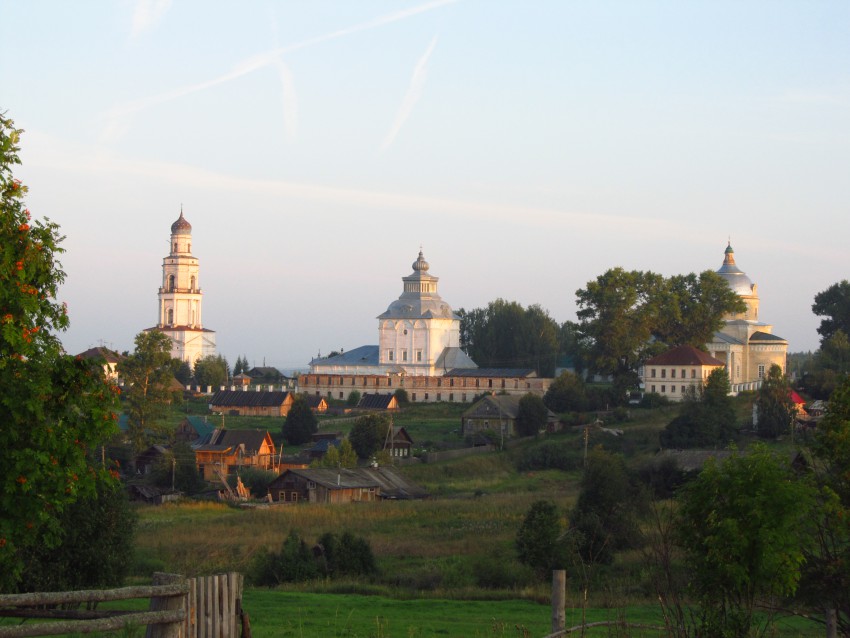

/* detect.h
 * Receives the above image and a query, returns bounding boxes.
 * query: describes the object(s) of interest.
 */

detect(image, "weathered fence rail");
[0,572,244,638]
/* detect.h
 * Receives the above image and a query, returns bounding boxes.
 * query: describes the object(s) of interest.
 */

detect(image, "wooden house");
[76,346,124,381]
[174,415,217,444]
[357,393,399,411]
[304,395,329,413]
[134,444,169,475]
[232,373,252,387]
[268,467,427,504]
[385,426,414,458]
[209,389,294,417]
[461,394,557,438]
[193,429,278,481]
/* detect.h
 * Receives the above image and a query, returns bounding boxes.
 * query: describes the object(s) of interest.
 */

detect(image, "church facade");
[148,210,216,364]
[299,251,550,403]
[707,243,787,390]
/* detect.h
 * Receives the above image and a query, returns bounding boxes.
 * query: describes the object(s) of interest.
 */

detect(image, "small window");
[339,392,343,399]
[758,364,765,379]
[671,385,676,393]
[425,393,429,401]
[661,385,666,393]
[671,369,676,379]
[681,369,686,379]
[416,350,422,362]
[651,369,656,378]
[449,393,454,401]
[651,385,656,393]
[691,369,696,379]
[450,379,454,387]
[307,481,316,489]
[661,369,666,379]
[412,393,417,401]
[291,492,298,502]
[436,393,441,401]
[681,386,686,394]
[402,350,408,362]
[388,350,394,362]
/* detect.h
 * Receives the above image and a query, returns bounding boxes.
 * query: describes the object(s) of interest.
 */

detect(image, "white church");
[146,210,216,364]
[299,251,550,403]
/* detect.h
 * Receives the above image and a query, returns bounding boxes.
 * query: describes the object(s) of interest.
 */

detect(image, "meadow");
[122,398,823,637]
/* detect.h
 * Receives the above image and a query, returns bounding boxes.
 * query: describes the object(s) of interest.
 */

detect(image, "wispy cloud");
[274,59,298,142]
[130,0,173,38]
[103,0,458,142]
[382,36,438,151]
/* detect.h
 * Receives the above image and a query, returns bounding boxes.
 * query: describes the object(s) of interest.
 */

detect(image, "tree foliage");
[676,445,816,637]
[575,268,744,392]
[18,480,136,592]
[812,280,850,346]
[349,413,392,459]
[118,330,175,451]
[150,441,205,494]
[800,375,850,634]
[0,115,121,591]
[193,353,229,389]
[232,355,248,376]
[282,395,318,445]
[458,299,561,376]
[516,500,567,576]
[312,439,358,469]
[515,393,548,436]
[569,449,645,566]
[754,364,795,439]
[543,371,589,413]
[659,368,737,449]
[317,531,377,577]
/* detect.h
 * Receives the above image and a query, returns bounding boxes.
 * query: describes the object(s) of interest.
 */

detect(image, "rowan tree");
[0,115,120,591]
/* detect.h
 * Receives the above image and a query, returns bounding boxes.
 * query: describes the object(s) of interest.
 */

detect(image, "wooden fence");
[0,572,245,638]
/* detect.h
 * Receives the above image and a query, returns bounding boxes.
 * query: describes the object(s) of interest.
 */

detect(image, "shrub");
[640,392,669,409]
[346,390,361,407]
[514,441,582,472]
[393,388,409,405]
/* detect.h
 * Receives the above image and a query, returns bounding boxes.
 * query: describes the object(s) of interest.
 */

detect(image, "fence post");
[551,570,566,635]
[147,572,186,638]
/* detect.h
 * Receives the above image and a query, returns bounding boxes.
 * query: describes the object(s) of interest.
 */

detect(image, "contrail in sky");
[382,36,439,151]
[102,0,458,140]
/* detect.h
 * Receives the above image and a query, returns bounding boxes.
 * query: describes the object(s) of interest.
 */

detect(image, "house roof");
[194,429,273,455]
[76,346,123,364]
[275,467,428,499]
[357,393,397,409]
[462,394,557,420]
[304,395,328,408]
[210,389,292,408]
[179,415,216,439]
[391,426,414,444]
[246,366,285,378]
[645,344,725,367]
[656,449,736,472]
[308,438,343,454]
[446,368,537,378]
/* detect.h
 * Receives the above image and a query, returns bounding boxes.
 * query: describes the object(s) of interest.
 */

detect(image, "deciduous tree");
[349,413,391,459]
[676,445,816,638]
[282,395,318,445]
[659,368,737,448]
[754,364,795,438]
[193,353,229,389]
[812,280,850,346]
[543,371,589,413]
[118,330,175,451]
[516,500,567,577]
[515,393,548,436]
[0,115,120,591]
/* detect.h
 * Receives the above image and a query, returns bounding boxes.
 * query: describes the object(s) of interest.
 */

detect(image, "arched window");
[167,275,175,291]
[173,243,177,253]
[190,276,196,291]
[167,308,174,325]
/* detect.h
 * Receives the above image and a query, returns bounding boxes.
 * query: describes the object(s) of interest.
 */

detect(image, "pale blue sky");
[2,1,848,368]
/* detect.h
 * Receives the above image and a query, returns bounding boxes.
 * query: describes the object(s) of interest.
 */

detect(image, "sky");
[2,1,848,370]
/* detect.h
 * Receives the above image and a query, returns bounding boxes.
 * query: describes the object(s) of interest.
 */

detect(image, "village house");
[640,344,727,403]
[209,389,294,417]
[461,394,558,438]
[357,393,400,411]
[76,346,124,381]
[385,426,414,458]
[174,415,216,444]
[268,467,428,504]
[193,429,278,481]
[304,395,329,413]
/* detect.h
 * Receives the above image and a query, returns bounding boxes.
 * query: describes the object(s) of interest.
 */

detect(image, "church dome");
[378,250,458,320]
[717,242,755,296]
[412,251,429,272]
[171,211,192,235]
